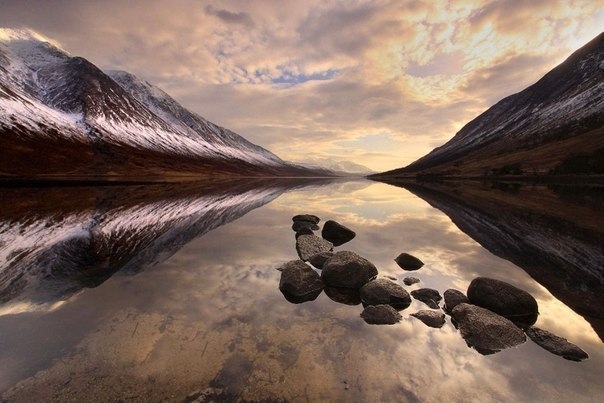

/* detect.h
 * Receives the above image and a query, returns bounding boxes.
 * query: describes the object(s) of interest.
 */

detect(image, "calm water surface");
[0,179,602,402]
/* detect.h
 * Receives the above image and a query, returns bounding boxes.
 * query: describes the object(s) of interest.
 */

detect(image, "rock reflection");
[0,179,326,312]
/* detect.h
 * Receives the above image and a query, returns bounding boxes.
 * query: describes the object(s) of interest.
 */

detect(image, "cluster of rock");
[277,214,589,362]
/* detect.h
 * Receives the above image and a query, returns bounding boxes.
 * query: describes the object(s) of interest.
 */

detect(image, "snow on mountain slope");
[0,28,316,177]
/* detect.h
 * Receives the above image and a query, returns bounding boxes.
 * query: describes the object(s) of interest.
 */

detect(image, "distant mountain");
[376,32,604,178]
[296,157,375,176]
[0,28,328,179]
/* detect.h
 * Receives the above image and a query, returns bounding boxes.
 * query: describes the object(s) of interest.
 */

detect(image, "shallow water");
[0,179,602,402]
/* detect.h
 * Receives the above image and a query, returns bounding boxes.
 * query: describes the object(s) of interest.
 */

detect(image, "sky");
[0,1,602,172]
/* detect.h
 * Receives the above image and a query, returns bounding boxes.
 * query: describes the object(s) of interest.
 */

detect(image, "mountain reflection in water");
[0,179,602,402]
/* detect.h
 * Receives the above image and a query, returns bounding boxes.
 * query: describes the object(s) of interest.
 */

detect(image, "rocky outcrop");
[394,253,424,271]
[360,304,402,325]
[295,235,333,261]
[278,260,324,303]
[443,289,469,313]
[526,327,589,361]
[451,303,526,355]
[360,278,411,310]
[467,277,538,328]
[321,251,378,289]
[321,220,356,246]
[410,288,442,309]
[410,310,446,328]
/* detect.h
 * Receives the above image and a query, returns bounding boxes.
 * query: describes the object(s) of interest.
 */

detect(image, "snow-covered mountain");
[378,32,604,178]
[0,28,328,179]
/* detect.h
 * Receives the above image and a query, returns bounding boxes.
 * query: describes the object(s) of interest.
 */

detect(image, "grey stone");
[309,251,334,269]
[411,288,442,309]
[360,304,402,325]
[321,251,378,289]
[467,277,538,328]
[292,221,319,232]
[292,214,320,224]
[360,278,411,310]
[324,286,361,305]
[278,260,323,303]
[403,276,420,286]
[443,289,469,313]
[410,310,446,328]
[296,234,333,261]
[321,220,356,246]
[526,327,589,361]
[394,253,424,271]
[451,303,526,355]
[294,226,315,238]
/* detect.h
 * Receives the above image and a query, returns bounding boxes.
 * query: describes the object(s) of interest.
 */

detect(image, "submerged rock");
[292,214,320,224]
[411,288,442,309]
[360,278,411,310]
[467,277,538,328]
[309,251,334,269]
[321,251,378,289]
[278,260,324,303]
[296,234,333,261]
[443,289,469,313]
[451,303,526,355]
[410,310,446,328]
[526,327,589,361]
[394,253,424,271]
[403,276,420,286]
[321,220,356,246]
[360,304,402,325]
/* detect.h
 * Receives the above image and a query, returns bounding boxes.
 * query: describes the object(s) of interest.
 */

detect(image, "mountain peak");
[0,27,69,69]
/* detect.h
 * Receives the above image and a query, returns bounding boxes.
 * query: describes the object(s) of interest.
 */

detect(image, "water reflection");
[0,179,602,402]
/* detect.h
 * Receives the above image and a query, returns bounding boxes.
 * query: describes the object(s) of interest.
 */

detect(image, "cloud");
[204,5,255,28]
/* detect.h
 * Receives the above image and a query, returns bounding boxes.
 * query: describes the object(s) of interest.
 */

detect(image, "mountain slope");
[0,28,326,179]
[377,32,604,178]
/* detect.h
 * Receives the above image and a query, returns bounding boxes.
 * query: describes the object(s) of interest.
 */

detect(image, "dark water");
[0,179,602,402]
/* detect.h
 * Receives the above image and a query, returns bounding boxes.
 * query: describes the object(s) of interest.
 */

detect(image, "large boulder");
[394,253,424,271]
[410,310,446,328]
[278,260,324,303]
[360,304,402,325]
[296,234,333,261]
[451,303,526,355]
[321,220,356,246]
[443,289,469,313]
[525,327,589,361]
[324,286,362,305]
[360,278,411,310]
[467,277,538,328]
[321,251,378,289]
[410,288,442,309]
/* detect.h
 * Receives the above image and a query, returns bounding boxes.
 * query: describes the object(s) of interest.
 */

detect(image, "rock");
[403,276,420,286]
[451,303,526,355]
[278,260,324,303]
[292,220,320,232]
[309,251,333,269]
[321,251,378,289]
[360,278,411,310]
[360,304,402,325]
[292,214,320,224]
[410,310,446,328]
[467,277,538,328]
[294,226,315,238]
[324,286,362,305]
[321,220,356,246]
[526,327,589,361]
[394,253,424,271]
[410,288,442,309]
[296,234,333,261]
[443,289,469,313]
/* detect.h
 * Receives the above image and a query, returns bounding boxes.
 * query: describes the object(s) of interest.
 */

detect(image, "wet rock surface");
[467,277,538,328]
[321,251,378,289]
[451,303,526,355]
[411,288,442,309]
[403,276,420,286]
[278,260,324,303]
[394,253,424,271]
[321,220,356,246]
[410,310,446,328]
[526,327,589,361]
[296,234,333,261]
[360,278,411,310]
[360,304,402,325]
[443,289,469,313]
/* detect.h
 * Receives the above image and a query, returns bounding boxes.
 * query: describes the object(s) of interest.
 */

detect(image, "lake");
[0,179,602,402]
